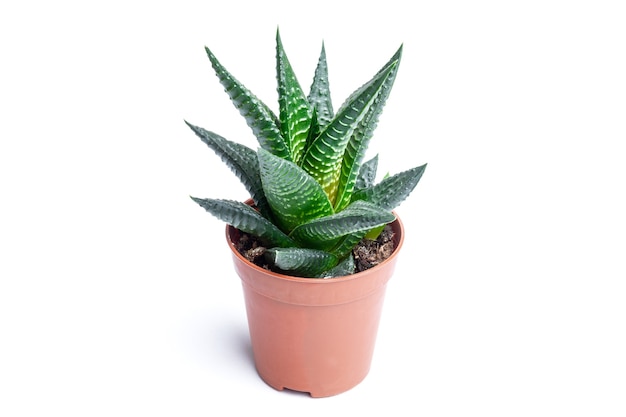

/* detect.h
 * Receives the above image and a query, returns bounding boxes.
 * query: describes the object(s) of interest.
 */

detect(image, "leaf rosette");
[188,29,426,277]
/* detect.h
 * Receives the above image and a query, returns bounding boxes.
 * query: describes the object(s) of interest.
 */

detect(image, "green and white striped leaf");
[265,247,338,278]
[300,60,398,205]
[353,163,427,210]
[334,46,402,211]
[355,154,379,191]
[329,230,367,259]
[191,197,295,248]
[289,200,395,250]
[276,30,312,166]
[316,254,355,278]
[257,148,334,233]
[205,46,291,160]
[185,121,272,219]
[304,108,321,156]
[307,42,334,130]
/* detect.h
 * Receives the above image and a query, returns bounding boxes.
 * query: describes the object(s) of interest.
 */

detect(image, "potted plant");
[187,29,427,397]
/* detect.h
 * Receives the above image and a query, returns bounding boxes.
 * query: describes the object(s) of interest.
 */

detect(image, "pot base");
[259,371,370,398]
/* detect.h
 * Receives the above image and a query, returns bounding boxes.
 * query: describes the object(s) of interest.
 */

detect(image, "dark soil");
[352,225,396,273]
[234,232,270,268]
[234,224,396,276]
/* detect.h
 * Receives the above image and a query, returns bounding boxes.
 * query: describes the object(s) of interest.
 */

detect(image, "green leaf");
[300,58,399,204]
[289,200,395,250]
[353,163,427,210]
[355,154,379,191]
[185,121,272,219]
[276,30,312,166]
[265,247,338,278]
[334,46,402,211]
[205,46,291,160]
[329,230,367,259]
[364,224,385,240]
[316,254,355,278]
[307,42,334,130]
[257,147,334,233]
[191,197,295,248]
[304,108,321,156]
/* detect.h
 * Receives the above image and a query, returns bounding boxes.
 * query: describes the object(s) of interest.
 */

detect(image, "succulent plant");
[188,29,426,278]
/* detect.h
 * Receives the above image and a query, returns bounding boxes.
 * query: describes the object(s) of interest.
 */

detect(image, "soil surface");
[234,224,396,276]
[352,225,396,273]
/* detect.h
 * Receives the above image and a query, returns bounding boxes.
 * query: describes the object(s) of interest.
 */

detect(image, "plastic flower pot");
[225,213,404,397]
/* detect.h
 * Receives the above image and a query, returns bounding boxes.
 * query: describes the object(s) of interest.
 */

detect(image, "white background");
[1,0,625,415]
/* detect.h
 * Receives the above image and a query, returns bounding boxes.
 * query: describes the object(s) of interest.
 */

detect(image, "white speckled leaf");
[276,30,312,165]
[257,148,334,233]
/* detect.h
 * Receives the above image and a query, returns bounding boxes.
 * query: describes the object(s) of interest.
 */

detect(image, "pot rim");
[224,209,405,284]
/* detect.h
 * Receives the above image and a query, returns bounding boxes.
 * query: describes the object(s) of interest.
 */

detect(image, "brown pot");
[225,213,404,398]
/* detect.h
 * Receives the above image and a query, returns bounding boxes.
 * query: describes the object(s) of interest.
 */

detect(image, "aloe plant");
[188,30,426,278]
